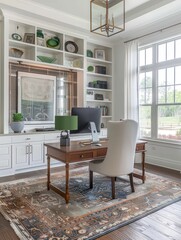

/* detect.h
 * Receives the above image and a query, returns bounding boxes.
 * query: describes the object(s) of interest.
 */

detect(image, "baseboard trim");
[146,155,181,171]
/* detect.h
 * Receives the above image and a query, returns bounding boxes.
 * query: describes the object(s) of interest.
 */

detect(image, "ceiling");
[1,0,181,42]
[26,0,151,21]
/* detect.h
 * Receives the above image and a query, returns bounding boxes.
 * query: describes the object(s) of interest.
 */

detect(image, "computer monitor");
[71,107,101,134]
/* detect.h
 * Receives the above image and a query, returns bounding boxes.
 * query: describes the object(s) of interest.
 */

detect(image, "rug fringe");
[0,207,33,240]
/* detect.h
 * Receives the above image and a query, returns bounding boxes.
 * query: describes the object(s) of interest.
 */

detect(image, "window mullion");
[151,44,157,139]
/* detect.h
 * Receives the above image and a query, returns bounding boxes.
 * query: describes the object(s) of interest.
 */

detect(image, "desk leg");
[142,151,146,183]
[133,150,146,183]
[47,155,50,190]
[65,163,70,204]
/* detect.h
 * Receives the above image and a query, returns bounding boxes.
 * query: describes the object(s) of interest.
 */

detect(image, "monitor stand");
[89,122,99,144]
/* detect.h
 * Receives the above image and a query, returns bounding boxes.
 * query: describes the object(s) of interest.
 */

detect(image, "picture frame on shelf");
[86,90,94,100]
[94,49,105,60]
[94,93,104,100]
[23,33,35,44]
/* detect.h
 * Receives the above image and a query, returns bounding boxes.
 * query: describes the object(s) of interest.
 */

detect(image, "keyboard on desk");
[35,128,55,132]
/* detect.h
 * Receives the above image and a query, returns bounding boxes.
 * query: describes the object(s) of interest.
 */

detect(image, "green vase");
[37,30,44,38]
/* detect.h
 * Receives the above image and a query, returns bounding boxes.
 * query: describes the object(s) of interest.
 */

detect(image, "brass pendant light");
[90,0,125,37]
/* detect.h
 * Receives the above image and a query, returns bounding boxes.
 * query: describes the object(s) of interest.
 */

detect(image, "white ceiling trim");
[0,0,89,30]
[126,0,175,22]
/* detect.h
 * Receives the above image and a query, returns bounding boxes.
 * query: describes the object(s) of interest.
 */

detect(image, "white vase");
[10,121,24,133]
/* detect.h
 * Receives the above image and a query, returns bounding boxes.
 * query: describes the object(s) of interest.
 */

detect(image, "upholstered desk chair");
[89,120,138,199]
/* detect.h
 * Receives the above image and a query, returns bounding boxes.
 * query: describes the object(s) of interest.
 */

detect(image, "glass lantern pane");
[91,0,125,37]
[91,1,105,32]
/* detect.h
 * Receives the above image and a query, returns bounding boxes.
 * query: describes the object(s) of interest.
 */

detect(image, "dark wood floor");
[0,163,180,240]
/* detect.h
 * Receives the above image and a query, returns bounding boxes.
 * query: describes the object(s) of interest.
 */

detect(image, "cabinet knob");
[26,138,31,140]
[80,154,84,158]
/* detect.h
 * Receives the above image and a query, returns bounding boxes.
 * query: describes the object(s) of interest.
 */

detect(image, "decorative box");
[96,80,107,89]
[95,66,106,74]
[94,93,104,100]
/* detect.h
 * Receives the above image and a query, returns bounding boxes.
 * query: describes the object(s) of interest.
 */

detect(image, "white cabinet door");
[13,142,44,169]
[12,134,45,171]
[13,144,29,168]
[0,136,13,177]
[0,145,12,170]
[30,142,44,165]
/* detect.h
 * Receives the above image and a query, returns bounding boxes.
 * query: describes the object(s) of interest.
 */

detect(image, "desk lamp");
[55,115,78,146]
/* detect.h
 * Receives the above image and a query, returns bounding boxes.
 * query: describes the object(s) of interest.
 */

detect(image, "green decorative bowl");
[87,65,94,72]
[37,55,56,63]
[46,37,60,48]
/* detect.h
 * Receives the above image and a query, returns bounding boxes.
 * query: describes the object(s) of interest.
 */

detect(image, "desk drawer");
[136,143,145,151]
[97,149,107,157]
[70,151,94,161]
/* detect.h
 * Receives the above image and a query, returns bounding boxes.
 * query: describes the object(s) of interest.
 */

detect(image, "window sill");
[140,138,181,148]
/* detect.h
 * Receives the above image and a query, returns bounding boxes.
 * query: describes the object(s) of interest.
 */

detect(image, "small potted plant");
[10,113,24,133]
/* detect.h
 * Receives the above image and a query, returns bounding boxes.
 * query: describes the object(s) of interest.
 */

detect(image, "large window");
[139,37,181,142]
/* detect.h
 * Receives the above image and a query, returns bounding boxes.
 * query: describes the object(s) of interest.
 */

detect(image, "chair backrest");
[102,120,138,176]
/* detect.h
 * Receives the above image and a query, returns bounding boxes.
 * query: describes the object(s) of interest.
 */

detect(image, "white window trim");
[139,37,181,144]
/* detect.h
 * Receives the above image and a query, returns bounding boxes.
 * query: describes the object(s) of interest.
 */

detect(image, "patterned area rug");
[0,167,181,240]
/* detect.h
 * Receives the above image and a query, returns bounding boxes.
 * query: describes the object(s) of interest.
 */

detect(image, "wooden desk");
[44,140,147,204]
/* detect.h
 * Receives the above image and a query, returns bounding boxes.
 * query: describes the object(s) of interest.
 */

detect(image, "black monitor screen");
[71,107,101,133]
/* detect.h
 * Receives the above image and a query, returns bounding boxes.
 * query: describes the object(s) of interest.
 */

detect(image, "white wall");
[146,141,181,171]
[0,14,3,133]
